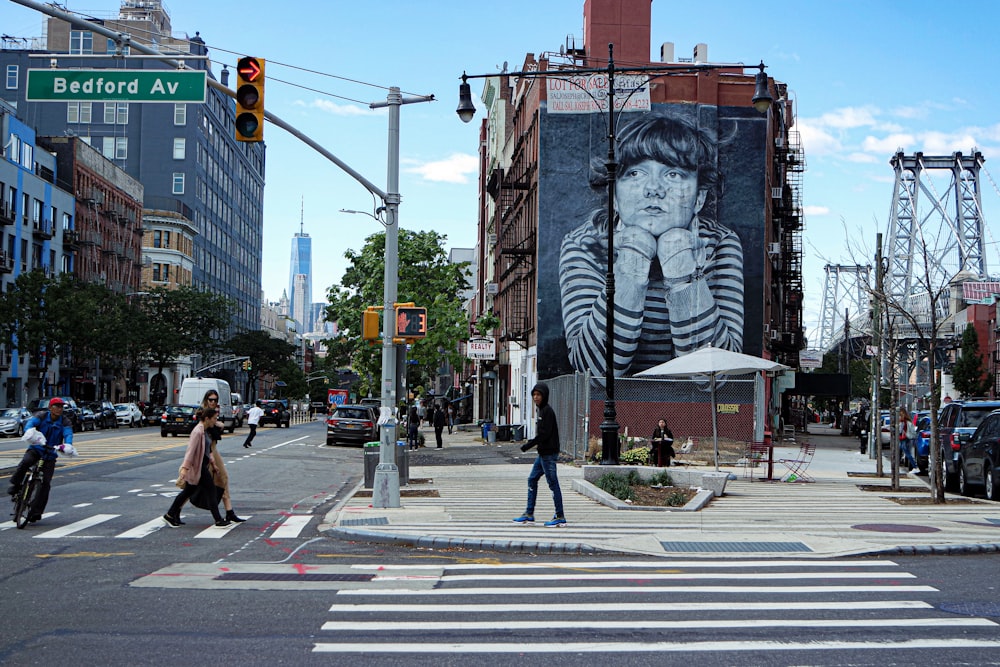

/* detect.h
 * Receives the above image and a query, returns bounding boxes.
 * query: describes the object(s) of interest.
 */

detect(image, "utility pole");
[871,234,884,474]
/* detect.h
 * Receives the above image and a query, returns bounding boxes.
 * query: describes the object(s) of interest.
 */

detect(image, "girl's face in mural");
[616,159,707,237]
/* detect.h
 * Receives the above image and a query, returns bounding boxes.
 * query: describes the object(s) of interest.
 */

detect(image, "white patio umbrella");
[635,346,790,470]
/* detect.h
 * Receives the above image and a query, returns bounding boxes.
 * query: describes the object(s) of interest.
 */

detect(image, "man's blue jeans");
[525,453,564,518]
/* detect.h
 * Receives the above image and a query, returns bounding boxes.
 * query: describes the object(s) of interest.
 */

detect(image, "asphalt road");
[2,420,1000,665]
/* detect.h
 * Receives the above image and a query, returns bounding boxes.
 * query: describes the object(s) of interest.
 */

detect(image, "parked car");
[956,409,1000,499]
[231,393,245,427]
[879,411,891,446]
[84,400,118,429]
[938,400,1000,490]
[326,404,378,446]
[28,396,82,432]
[159,404,200,437]
[115,402,144,427]
[78,405,98,432]
[259,399,290,428]
[912,411,931,474]
[0,407,32,437]
[143,404,165,426]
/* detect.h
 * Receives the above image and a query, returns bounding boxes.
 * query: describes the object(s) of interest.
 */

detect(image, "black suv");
[956,409,1000,499]
[260,399,290,428]
[938,400,1000,490]
[84,400,118,429]
[28,396,82,432]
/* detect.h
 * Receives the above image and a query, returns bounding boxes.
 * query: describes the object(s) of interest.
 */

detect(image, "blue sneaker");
[512,514,534,523]
[544,516,567,527]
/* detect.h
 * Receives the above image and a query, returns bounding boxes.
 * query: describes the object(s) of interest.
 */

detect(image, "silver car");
[0,407,33,437]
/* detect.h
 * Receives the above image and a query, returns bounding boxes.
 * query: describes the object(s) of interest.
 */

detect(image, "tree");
[952,324,992,398]
[225,329,297,401]
[143,286,234,380]
[325,229,470,397]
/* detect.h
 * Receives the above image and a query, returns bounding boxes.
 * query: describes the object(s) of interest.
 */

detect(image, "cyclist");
[6,397,74,523]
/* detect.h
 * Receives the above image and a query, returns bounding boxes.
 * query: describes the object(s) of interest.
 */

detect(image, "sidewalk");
[325,424,1000,558]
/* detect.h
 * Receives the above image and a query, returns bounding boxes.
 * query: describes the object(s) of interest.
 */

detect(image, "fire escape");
[768,125,805,367]
[488,114,537,345]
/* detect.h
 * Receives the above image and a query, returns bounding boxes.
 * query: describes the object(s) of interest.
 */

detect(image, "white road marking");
[34,513,118,538]
[271,514,312,538]
[327,600,934,613]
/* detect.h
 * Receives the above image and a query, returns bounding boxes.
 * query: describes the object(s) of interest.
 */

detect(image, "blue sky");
[6,0,1000,347]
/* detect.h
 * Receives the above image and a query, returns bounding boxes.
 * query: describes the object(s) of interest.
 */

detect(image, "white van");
[178,377,236,433]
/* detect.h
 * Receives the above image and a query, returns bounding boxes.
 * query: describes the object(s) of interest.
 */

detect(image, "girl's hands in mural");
[657,227,698,281]
[614,225,657,279]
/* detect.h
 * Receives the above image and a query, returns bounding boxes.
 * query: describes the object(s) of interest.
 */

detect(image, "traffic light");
[234,56,265,142]
[395,307,427,338]
[361,309,380,340]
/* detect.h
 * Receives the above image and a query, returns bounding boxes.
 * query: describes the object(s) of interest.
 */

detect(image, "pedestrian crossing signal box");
[361,309,380,340]
[395,307,427,338]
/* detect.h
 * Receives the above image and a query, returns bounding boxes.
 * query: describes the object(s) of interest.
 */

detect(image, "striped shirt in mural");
[559,215,744,377]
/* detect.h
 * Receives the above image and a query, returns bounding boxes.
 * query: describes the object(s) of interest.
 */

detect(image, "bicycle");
[10,460,44,529]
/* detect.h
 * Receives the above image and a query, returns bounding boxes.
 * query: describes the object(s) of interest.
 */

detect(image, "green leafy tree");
[225,329,297,401]
[325,229,470,396]
[143,286,234,380]
[952,324,992,398]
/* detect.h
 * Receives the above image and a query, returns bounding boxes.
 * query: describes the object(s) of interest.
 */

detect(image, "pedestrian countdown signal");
[395,307,427,338]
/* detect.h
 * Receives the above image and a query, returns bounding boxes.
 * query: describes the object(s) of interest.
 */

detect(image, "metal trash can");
[363,442,380,488]
[364,441,409,488]
[496,424,512,441]
[511,424,525,441]
[487,427,497,444]
[481,422,493,440]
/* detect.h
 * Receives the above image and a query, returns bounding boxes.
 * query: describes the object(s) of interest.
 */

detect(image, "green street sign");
[26,69,207,103]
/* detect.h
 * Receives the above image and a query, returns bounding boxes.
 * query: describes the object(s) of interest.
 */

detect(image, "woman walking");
[163,407,230,527]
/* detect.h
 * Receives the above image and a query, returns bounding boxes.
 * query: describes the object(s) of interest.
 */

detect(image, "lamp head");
[752,61,773,113]
[456,74,476,123]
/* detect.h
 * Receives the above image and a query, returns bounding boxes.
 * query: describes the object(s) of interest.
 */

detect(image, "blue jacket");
[25,411,73,462]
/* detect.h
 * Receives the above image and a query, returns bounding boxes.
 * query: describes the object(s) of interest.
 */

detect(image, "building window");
[105,37,130,55]
[69,30,93,55]
[5,65,17,90]
[153,230,171,248]
[153,263,170,282]
[172,138,186,160]
[174,104,187,126]
[103,137,128,160]
[20,143,32,170]
[103,102,128,124]
[67,102,92,124]
[172,173,185,195]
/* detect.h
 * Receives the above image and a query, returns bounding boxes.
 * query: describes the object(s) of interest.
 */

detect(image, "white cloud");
[296,99,371,116]
[817,106,878,130]
[920,130,979,154]
[797,119,842,156]
[861,133,915,154]
[846,152,878,163]
[405,153,478,184]
[804,205,830,216]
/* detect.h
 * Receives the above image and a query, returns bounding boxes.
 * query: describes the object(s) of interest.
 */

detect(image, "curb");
[328,526,601,555]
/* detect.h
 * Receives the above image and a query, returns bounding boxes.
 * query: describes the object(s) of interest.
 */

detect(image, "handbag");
[188,479,224,511]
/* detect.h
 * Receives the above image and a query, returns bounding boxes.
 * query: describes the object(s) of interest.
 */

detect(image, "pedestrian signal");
[362,309,380,340]
[395,307,427,338]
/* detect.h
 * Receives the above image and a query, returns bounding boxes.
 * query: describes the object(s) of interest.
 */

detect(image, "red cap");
[48,397,65,406]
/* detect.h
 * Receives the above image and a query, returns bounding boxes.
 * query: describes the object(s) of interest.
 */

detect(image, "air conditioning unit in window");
[487,233,497,246]
[767,243,781,256]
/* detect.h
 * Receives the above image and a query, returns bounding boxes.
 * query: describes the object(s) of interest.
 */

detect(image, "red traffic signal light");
[234,56,264,142]
[395,307,427,338]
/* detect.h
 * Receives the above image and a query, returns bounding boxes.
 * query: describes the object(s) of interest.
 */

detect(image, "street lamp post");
[458,45,772,464]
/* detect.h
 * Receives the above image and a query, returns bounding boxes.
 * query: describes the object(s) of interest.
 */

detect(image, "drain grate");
[217,572,375,582]
[340,517,389,526]
[660,541,812,553]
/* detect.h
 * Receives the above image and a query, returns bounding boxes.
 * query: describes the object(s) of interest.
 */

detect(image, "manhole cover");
[852,523,941,533]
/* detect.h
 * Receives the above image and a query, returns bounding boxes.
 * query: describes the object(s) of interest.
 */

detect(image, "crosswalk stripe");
[435,571,915,582]
[116,518,166,539]
[327,600,934,613]
[194,517,252,538]
[322,617,996,631]
[313,639,1000,654]
[35,513,118,538]
[336,584,939,596]
[271,515,312,538]
[349,559,902,570]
